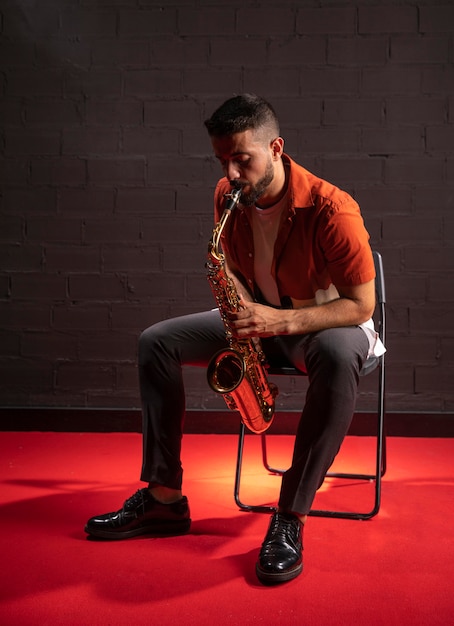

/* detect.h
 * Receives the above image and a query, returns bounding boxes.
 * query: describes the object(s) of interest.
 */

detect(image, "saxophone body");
[206,187,278,434]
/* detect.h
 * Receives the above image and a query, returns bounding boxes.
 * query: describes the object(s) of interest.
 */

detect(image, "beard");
[236,158,274,207]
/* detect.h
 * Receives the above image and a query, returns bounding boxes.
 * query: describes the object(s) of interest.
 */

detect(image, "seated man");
[85,94,384,585]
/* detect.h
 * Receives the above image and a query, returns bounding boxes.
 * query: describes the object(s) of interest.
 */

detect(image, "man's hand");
[228,296,286,338]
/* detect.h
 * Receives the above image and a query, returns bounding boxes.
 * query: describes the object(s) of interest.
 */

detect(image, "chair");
[234,250,386,520]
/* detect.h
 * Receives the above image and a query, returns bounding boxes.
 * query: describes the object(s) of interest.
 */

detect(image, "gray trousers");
[138,309,369,516]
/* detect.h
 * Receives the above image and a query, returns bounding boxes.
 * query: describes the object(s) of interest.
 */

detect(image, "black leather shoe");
[256,511,303,584]
[84,488,191,539]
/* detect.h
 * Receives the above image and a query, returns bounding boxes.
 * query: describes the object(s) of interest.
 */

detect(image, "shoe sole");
[255,561,303,585]
[85,519,191,540]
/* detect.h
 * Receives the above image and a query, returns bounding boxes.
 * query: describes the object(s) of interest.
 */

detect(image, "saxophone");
[206,186,278,434]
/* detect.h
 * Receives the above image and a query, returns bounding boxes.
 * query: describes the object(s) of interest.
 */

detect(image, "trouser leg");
[138,310,226,490]
[275,326,369,516]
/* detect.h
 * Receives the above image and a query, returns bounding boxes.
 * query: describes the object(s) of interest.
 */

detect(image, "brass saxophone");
[206,186,278,434]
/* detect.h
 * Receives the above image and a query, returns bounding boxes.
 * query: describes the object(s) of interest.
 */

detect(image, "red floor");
[0,432,453,625]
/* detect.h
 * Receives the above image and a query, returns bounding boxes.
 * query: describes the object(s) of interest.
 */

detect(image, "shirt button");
[248,252,253,258]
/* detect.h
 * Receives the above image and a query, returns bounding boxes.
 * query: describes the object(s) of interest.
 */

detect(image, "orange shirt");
[213,154,375,306]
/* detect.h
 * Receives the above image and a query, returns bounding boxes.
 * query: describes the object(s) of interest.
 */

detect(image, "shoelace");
[124,489,148,512]
[266,513,301,548]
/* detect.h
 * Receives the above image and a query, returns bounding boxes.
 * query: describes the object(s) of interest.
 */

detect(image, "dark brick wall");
[0,0,453,415]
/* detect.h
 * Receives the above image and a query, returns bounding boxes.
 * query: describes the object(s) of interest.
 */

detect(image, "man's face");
[211,129,276,206]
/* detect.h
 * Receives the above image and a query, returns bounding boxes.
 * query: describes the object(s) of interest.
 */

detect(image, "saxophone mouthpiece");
[224,185,242,212]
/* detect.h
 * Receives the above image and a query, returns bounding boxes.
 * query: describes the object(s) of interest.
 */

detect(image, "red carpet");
[0,432,452,625]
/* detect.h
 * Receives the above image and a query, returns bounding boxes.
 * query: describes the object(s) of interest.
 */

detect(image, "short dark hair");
[204,94,280,138]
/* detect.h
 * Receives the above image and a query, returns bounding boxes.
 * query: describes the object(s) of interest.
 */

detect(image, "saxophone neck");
[209,187,242,260]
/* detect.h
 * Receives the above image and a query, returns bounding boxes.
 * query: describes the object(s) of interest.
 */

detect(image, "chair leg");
[234,422,276,513]
[234,378,386,519]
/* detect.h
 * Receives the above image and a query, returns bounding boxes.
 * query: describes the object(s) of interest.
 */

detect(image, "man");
[85,94,384,585]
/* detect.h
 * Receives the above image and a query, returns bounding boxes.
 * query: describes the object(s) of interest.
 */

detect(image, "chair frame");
[234,250,386,520]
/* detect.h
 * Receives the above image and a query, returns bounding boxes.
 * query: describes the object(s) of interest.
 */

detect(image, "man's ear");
[270,136,284,160]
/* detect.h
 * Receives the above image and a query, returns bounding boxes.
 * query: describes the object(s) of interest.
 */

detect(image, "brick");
[0,158,29,185]
[383,216,442,242]
[428,274,454,302]
[58,188,115,214]
[0,330,20,356]
[422,66,454,94]
[124,70,181,97]
[110,303,167,330]
[4,130,61,156]
[11,274,67,300]
[87,157,146,186]
[116,188,176,214]
[415,364,454,393]
[361,128,423,155]
[126,273,186,299]
[385,335,439,364]
[24,100,82,126]
[65,71,122,97]
[386,97,446,125]
[184,69,242,96]
[0,41,35,67]
[6,70,63,97]
[151,37,208,67]
[27,218,82,243]
[324,98,384,126]
[385,157,444,184]
[420,5,454,33]
[35,40,91,69]
[321,157,383,184]
[60,8,116,36]
[69,274,126,300]
[270,36,327,65]
[299,128,359,154]
[354,187,412,215]
[141,216,202,243]
[144,99,201,128]
[412,187,453,214]
[85,100,144,126]
[362,68,421,95]
[426,126,454,153]
[390,35,449,64]
[175,187,214,215]
[0,216,23,242]
[405,247,453,272]
[91,40,149,68]
[328,37,387,66]
[385,273,427,303]
[21,331,78,359]
[56,363,114,390]
[0,302,50,330]
[359,6,418,34]
[274,98,322,127]
[79,333,137,361]
[53,304,110,331]
[102,247,160,272]
[146,155,213,185]
[2,188,57,214]
[0,275,10,298]
[299,68,359,95]
[211,38,270,67]
[296,7,356,34]
[181,128,212,156]
[83,218,141,243]
[122,128,179,155]
[62,129,119,155]
[45,246,100,273]
[0,244,43,271]
[119,8,176,36]
[0,359,53,388]
[178,7,234,35]
[163,244,205,272]
[30,157,87,185]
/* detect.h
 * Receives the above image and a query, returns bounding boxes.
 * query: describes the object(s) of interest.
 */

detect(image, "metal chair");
[234,250,386,520]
